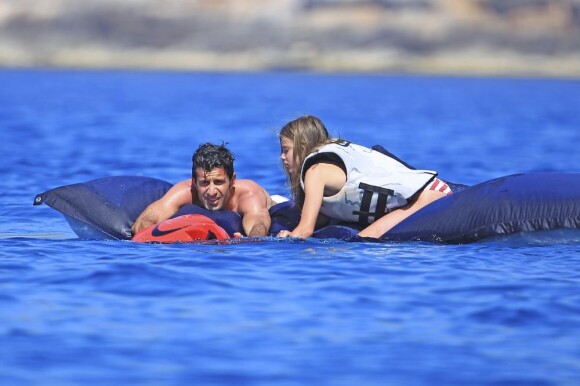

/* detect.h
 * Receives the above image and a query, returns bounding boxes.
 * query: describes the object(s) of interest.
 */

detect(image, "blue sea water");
[1,69,580,386]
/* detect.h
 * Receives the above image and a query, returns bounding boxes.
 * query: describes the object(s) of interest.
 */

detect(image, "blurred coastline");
[1,0,579,78]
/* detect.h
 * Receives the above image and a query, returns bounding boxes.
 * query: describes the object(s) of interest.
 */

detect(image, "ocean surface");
[1,69,580,386]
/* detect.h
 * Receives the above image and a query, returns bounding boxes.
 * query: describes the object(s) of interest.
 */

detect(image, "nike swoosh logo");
[151,225,186,237]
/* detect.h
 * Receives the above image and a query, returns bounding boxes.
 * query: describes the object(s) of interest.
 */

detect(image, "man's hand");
[131,179,194,236]
[131,205,162,235]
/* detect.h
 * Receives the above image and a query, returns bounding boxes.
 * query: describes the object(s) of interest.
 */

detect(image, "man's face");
[193,166,235,211]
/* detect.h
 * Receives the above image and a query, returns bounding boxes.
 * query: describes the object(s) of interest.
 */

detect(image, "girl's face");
[280,136,296,175]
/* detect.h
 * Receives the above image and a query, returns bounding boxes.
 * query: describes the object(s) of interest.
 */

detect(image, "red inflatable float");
[132,214,230,243]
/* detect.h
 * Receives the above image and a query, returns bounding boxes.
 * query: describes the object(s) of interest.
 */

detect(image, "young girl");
[276,115,452,239]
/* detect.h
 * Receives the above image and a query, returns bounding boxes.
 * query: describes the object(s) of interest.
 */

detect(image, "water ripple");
[2,71,580,386]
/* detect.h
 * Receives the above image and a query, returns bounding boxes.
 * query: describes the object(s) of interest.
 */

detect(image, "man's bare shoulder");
[234,179,274,209]
[235,179,265,191]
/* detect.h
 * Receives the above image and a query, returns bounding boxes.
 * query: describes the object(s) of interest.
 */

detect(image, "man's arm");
[131,179,193,235]
[242,209,272,237]
[237,185,272,237]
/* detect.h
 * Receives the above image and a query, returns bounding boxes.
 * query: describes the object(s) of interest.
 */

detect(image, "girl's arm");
[288,165,326,238]
[279,163,345,239]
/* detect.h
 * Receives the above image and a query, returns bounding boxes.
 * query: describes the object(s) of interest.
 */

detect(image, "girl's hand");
[277,230,292,238]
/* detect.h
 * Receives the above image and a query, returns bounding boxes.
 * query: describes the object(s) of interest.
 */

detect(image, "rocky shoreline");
[2,46,578,78]
[1,0,579,77]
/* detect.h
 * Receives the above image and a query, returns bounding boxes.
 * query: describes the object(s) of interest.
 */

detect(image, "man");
[131,143,275,237]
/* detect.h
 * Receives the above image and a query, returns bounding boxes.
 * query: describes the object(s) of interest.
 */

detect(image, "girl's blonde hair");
[279,115,333,207]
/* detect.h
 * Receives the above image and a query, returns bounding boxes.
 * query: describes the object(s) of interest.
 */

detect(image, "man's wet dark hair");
[192,143,235,180]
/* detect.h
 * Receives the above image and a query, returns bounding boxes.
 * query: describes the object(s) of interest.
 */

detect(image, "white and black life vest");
[301,141,437,225]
